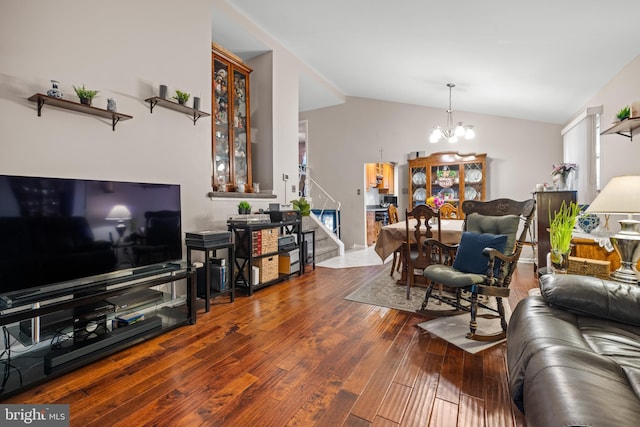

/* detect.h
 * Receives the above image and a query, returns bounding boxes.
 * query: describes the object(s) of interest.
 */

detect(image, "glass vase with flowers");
[549,200,580,273]
[425,196,444,225]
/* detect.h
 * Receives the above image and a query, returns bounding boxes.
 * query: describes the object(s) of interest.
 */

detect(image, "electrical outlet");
[282,173,289,181]
[291,185,296,193]
[357,189,361,195]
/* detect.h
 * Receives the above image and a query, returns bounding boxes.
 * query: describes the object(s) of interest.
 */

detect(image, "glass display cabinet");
[408,151,487,219]
[212,43,252,192]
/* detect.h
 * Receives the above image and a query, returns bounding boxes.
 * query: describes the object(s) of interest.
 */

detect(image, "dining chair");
[387,204,402,276]
[418,198,535,341]
[404,204,441,299]
[438,202,458,219]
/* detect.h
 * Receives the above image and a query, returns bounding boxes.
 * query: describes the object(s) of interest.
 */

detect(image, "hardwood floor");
[3,262,538,426]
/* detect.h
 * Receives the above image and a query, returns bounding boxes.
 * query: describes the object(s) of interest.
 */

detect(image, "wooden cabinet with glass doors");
[212,43,252,192]
[408,152,486,219]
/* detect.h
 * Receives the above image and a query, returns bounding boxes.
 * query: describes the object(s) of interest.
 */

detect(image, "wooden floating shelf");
[144,97,211,125]
[28,93,132,131]
[601,117,640,140]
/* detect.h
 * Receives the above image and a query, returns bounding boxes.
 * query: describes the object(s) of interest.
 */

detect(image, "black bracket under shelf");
[145,97,211,125]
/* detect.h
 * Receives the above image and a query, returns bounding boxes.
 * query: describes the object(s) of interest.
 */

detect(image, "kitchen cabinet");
[408,152,486,219]
[366,211,376,245]
[366,163,394,193]
[212,43,252,192]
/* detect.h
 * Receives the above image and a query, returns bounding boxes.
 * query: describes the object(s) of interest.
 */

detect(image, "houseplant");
[292,197,311,216]
[238,200,251,214]
[548,200,580,273]
[616,105,630,121]
[172,90,191,105]
[73,84,99,106]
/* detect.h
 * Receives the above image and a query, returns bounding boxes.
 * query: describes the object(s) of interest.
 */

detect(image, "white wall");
[301,97,563,249]
[0,0,305,264]
[569,54,640,187]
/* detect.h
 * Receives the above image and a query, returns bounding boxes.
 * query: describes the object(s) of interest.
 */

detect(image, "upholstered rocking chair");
[417,198,535,341]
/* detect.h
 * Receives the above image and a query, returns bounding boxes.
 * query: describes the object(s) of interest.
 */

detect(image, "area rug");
[345,270,510,353]
[344,270,437,313]
[417,307,511,354]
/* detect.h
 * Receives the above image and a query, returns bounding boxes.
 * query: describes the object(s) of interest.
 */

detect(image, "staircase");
[300,170,343,264]
[301,215,343,264]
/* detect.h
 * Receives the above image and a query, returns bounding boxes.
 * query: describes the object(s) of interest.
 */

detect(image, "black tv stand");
[0,262,196,399]
[45,316,162,373]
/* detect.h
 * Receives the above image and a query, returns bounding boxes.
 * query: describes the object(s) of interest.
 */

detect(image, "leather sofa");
[507,273,640,427]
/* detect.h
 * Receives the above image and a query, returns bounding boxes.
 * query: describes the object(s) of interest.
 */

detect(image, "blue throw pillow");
[452,231,508,275]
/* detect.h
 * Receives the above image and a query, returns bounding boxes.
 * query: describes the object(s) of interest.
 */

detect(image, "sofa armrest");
[540,274,640,326]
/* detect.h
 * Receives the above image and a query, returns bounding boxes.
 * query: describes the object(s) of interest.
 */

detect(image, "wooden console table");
[571,236,640,271]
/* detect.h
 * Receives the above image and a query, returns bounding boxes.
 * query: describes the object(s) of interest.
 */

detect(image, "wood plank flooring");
[3,262,538,426]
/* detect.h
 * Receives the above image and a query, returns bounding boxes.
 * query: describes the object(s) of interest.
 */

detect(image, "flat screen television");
[0,174,182,296]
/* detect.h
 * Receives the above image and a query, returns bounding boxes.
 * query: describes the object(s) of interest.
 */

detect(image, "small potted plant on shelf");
[172,90,191,105]
[73,84,99,106]
[238,200,251,214]
[292,197,311,216]
[616,106,631,122]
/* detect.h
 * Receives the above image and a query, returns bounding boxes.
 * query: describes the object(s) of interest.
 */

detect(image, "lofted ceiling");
[213,0,640,124]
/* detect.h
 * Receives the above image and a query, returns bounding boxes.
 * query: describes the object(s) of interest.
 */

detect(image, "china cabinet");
[212,43,252,192]
[408,152,486,219]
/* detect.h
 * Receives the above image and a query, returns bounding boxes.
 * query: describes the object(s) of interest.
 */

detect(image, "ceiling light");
[429,83,475,144]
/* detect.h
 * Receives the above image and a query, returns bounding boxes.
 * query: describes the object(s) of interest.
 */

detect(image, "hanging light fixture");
[429,83,475,143]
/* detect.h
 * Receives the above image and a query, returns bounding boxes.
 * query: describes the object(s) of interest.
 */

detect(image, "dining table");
[375,218,465,285]
[374,218,465,262]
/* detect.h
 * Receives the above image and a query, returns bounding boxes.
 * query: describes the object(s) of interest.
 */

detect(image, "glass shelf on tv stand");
[0,263,184,311]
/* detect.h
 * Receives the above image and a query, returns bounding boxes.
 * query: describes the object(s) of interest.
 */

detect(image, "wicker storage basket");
[567,256,610,280]
[260,227,279,254]
[258,255,279,283]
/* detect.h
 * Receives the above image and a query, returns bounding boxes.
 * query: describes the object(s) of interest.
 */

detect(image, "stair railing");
[304,172,341,238]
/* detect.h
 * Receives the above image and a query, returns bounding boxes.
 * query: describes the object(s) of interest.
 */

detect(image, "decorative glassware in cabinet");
[233,69,248,186]
[411,166,427,206]
[433,165,459,203]
[214,58,231,189]
[464,162,483,201]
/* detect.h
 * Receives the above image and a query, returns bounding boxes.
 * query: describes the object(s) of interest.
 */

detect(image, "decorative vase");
[106,98,117,112]
[47,80,63,98]
[550,249,570,273]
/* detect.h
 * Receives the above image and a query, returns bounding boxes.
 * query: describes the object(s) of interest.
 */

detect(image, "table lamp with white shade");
[586,176,640,284]
[106,204,132,242]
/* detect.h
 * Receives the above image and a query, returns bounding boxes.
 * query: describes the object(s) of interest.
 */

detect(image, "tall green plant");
[549,200,580,253]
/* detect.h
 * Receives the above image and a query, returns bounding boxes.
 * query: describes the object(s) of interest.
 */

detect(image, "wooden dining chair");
[439,202,458,219]
[404,204,441,299]
[387,204,402,276]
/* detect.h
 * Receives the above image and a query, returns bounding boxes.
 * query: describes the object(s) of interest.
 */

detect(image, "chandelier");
[429,83,475,143]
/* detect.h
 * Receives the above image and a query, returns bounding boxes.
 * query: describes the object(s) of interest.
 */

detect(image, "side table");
[301,229,316,273]
[185,237,235,312]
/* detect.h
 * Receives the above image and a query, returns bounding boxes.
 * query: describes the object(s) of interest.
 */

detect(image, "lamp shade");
[585,176,640,215]
[106,204,132,220]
